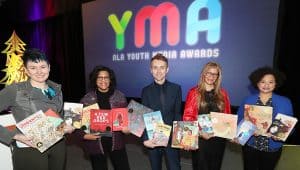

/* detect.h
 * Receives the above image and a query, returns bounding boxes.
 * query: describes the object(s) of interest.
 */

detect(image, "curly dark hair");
[89,65,116,91]
[249,66,286,89]
[22,48,49,67]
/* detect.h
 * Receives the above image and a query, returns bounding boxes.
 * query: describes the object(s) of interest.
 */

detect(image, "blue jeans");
[148,147,181,170]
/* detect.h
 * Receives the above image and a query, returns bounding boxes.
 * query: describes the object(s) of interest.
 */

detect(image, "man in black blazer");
[141,53,182,170]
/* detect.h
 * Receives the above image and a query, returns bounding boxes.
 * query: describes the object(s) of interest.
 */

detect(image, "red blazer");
[183,87,231,121]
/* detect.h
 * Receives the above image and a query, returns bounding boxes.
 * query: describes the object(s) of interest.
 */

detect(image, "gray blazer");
[0,80,63,145]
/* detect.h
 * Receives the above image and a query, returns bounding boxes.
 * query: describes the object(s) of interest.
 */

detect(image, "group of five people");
[0,48,294,170]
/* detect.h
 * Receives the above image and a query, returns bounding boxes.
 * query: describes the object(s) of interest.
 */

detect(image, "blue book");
[143,111,163,139]
[236,119,257,145]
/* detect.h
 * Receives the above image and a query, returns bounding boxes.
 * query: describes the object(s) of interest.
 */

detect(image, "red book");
[90,109,112,135]
[111,108,128,131]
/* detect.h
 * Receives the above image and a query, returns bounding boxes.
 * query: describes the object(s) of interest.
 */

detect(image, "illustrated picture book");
[16,110,64,153]
[152,123,172,147]
[127,100,153,137]
[268,113,298,141]
[198,114,213,134]
[44,108,63,127]
[210,112,238,139]
[90,108,128,135]
[236,119,257,145]
[111,108,128,131]
[90,109,112,136]
[171,121,199,149]
[244,104,272,136]
[143,110,163,139]
[81,103,99,133]
[63,102,83,129]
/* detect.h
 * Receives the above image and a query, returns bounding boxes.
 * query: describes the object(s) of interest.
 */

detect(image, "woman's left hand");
[121,127,130,134]
[63,124,75,134]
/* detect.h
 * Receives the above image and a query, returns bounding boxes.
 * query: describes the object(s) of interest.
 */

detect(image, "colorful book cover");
[198,114,213,134]
[127,100,153,137]
[211,112,238,139]
[63,102,83,129]
[143,111,163,139]
[244,104,272,136]
[152,123,172,147]
[236,119,257,145]
[171,121,199,149]
[44,108,63,127]
[268,113,298,141]
[90,109,112,136]
[16,110,64,153]
[81,103,99,133]
[111,108,128,131]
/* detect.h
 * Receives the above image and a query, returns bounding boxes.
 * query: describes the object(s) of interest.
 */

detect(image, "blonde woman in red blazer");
[183,62,231,170]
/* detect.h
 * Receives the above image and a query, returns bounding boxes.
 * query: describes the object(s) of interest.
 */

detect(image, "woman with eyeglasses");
[74,65,130,170]
[183,62,232,170]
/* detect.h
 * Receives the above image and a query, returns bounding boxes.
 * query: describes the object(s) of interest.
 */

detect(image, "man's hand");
[143,140,159,148]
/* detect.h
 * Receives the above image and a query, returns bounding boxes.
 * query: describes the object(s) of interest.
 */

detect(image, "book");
[211,112,238,139]
[90,109,112,136]
[198,114,213,134]
[16,110,64,153]
[268,113,298,141]
[143,111,163,139]
[244,104,272,136]
[236,119,257,145]
[63,102,83,129]
[0,113,16,131]
[127,100,153,137]
[152,123,172,147]
[171,121,199,149]
[44,109,63,127]
[111,108,128,131]
[81,103,99,133]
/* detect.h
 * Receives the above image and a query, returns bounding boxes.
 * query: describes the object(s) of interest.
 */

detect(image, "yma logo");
[108,0,222,50]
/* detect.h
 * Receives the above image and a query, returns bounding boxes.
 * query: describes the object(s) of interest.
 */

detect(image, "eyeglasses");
[97,76,110,81]
[205,72,219,77]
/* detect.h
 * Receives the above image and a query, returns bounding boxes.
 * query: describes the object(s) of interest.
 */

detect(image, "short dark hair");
[22,48,49,67]
[89,65,116,91]
[151,53,168,67]
[249,66,285,89]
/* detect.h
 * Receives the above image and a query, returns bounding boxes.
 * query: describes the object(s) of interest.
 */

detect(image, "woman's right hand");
[83,133,100,140]
[200,132,213,140]
[13,134,36,148]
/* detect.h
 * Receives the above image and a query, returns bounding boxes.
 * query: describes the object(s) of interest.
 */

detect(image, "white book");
[16,110,64,153]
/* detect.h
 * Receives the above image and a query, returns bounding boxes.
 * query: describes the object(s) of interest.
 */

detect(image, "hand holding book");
[13,134,35,148]
[83,133,100,140]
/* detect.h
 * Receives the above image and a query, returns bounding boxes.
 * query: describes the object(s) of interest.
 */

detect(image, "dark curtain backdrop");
[275,0,299,144]
[0,0,299,144]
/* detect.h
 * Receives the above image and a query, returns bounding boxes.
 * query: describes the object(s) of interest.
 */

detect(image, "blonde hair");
[197,62,225,112]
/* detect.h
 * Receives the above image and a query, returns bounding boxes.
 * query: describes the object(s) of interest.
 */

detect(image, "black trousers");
[242,145,282,170]
[89,137,130,170]
[147,146,181,170]
[12,139,66,170]
[192,137,226,170]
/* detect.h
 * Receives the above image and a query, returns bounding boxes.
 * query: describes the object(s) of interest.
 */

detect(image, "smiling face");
[257,74,276,95]
[203,67,219,87]
[25,60,50,86]
[96,70,110,92]
[150,59,169,85]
